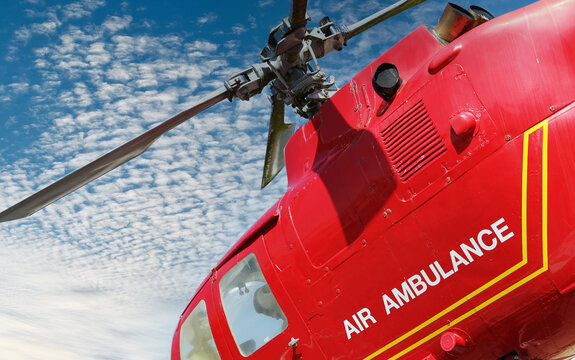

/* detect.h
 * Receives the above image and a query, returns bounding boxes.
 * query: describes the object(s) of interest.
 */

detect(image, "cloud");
[7,0,106,61]
[62,0,106,20]
[14,27,33,42]
[0,83,30,102]
[258,0,274,6]
[197,12,218,25]
[0,245,177,359]
[30,18,62,35]
[102,15,132,33]
[9,82,30,93]
[231,24,248,35]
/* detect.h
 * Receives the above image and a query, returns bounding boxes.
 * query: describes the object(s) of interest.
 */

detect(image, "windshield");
[219,253,288,356]
[179,300,221,360]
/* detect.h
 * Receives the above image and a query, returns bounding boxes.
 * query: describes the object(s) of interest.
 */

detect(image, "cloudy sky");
[0,0,536,359]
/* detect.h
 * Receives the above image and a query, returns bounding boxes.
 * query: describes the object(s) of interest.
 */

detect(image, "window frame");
[179,299,222,360]
[218,253,289,356]
[213,235,300,358]
[175,277,231,360]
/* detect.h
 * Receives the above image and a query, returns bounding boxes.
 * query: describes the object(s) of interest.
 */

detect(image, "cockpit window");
[219,253,288,356]
[179,300,221,360]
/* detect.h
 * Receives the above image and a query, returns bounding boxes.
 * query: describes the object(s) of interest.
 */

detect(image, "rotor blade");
[290,0,309,29]
[261,96,296,188]
[0,87,230,223]
[345,0,426,41]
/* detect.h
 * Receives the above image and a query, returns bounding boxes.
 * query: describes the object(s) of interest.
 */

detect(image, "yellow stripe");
[387,267,547,360]
[542,122,549,268]
[365,120,549,360]
[522,125,530,261]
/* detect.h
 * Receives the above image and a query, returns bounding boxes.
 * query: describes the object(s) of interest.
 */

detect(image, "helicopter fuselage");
[172,0,575,359]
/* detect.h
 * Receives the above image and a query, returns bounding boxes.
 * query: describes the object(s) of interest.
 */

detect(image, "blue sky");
[0,0,536,359]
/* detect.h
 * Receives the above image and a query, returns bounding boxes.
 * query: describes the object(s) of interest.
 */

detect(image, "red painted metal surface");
[173,0,575,359]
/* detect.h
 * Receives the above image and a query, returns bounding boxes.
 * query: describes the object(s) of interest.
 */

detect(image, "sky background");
[0,0,536,359]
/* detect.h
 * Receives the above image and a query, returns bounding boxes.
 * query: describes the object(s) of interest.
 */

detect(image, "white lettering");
[344,308,377,340]
[460,238,484,263]
[421,264,441,286]
[357,308,377,328]
[344,319,360,340]
[434,261,454,279]
[391,281,415,306]
[477,229,497,250]
[450,249,469,272]
[383,294,400,315]
[407,274,427,296]
[379,217,515,318]
[352,314,364,331]
[491,218,515,243]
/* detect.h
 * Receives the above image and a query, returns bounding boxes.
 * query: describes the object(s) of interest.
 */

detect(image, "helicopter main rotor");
[0,0,425,223]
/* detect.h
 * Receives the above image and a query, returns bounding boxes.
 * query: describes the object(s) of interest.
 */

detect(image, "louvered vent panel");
[381,100,446,181]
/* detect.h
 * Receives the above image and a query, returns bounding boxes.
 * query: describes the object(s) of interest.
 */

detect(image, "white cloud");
[258,0,274,7]
[197,12,217,25]
[106,63,132,81]
[62,0,106,20]
[8,0,105,61]
[0,245,176,359]
[86,41,111,65]
[8,82,30,94]
[14,27,32,42]
[102,15,132,33]
[30,19,61,35]
[185,40,218,53]
[12,11,62,44]
[231,24,248,35]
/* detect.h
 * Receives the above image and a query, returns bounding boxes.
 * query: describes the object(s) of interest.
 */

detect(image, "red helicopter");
[2,0,575,359]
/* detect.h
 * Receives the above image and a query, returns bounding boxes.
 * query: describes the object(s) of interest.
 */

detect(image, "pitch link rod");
[344,0,426,41]
[0,87,230,223]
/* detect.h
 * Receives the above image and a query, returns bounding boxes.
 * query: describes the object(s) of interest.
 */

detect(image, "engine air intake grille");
[381,100,446,181]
